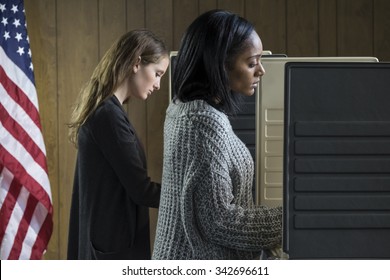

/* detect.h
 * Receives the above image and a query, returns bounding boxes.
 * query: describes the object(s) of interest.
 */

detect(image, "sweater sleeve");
[183,114,282,251]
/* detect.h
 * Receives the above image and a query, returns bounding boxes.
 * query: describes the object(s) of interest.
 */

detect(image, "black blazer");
[67,96,160,260]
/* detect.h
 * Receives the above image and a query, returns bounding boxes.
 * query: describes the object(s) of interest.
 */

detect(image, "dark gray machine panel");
[283,62,390,259]
[229,94,256,159]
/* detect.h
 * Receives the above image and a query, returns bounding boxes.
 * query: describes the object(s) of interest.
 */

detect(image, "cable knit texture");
[152,100,282,260]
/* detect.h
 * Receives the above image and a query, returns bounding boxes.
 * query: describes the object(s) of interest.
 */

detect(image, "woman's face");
[129,55,169,100]
[227,31,265,96]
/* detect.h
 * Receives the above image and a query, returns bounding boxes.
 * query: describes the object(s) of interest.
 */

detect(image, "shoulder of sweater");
[167,99,231,130]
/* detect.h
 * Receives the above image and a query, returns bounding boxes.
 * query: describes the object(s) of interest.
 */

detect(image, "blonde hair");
[68,29,168,146]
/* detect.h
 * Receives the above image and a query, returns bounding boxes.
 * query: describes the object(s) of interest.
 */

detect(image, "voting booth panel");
[283,62,390,259]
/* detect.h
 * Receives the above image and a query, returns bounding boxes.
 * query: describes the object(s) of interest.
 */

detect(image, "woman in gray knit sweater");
[153,10,282,260]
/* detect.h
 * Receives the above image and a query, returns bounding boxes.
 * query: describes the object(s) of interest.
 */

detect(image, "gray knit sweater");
[152,100,282,260]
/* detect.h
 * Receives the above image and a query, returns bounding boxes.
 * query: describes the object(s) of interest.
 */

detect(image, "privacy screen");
[283,62,390,259]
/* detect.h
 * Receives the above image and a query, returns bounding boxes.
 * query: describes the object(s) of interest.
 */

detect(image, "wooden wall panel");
[246,0,286,54]
[374,0,390,61]
[99,0,127,58]
[338,0,373,56]
[287,0,319,56]
[218,0,245,16]
[57,0,99,259]
[199,0,217,13]
[126,0,147,146]
[319,0,337,56]
[173,0,199,50]
[127,0,146,30]
[24,0,58,260]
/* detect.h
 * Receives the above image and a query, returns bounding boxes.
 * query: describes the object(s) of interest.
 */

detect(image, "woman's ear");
[133,56,142,73]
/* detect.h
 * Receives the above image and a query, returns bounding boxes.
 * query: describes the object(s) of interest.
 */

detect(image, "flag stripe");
[0,143,51,213]
[8,194,38,259]
[0,103,47,171]
[0,167,51,259]
[31,210,53,259]
[0,65,41,130]
[0,172,26,259]
[0,163,8,208]
[0,169,22,243]
[0,83,46,156]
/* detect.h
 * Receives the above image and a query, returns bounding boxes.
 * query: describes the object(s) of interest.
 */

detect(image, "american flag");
[0,0,53,259]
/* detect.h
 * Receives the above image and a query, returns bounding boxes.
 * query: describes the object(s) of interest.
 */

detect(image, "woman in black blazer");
[67,30,169,260]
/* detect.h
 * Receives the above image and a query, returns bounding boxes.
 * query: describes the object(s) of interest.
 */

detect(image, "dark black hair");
[173,9,255,115]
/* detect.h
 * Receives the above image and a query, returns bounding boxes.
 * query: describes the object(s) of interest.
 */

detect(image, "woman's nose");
[258,63,265,77]
[154,81,160,90]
